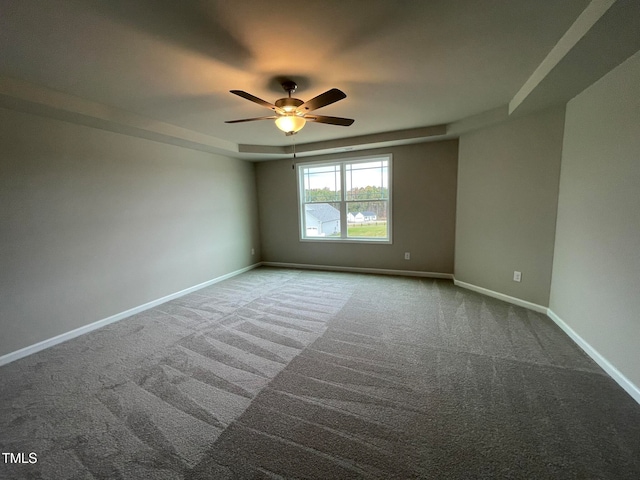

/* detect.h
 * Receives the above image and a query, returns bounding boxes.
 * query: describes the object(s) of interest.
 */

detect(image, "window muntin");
[301,164,341,202]
[298,155,392,243]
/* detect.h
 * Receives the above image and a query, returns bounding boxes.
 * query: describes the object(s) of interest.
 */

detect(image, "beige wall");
[0,108,260,356]
[455,107,565,306]
[256,141,458,273]
[549,50,640,389]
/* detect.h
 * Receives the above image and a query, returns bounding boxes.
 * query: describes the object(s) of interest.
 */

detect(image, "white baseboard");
[261,262,454,279]
[449,279,639,404]
[452,279,548,313]
[547,309,640,405]
[0,263,261,367]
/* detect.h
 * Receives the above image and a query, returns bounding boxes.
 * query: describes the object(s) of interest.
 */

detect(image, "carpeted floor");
[1,267,639,479]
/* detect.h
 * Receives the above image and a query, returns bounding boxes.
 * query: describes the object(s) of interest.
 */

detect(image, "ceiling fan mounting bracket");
[281,80,298,96]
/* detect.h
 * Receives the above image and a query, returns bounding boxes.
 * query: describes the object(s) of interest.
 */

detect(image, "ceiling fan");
[225,80,354,135]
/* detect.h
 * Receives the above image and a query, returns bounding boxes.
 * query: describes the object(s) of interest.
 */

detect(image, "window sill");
[299,237,392,245]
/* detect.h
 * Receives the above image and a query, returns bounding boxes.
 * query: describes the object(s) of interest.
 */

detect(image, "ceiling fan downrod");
[276,81,303,113]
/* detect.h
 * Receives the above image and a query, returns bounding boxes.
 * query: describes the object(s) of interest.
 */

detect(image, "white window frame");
[297,154,392,244]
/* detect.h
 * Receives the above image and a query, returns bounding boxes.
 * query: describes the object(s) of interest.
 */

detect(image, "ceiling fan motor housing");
[275,97,303,113]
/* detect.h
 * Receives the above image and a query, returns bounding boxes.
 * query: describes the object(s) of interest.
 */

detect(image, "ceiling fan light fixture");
[275,115,306,134]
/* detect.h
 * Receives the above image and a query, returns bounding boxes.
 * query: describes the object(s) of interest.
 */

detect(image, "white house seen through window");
[297,155,392,243]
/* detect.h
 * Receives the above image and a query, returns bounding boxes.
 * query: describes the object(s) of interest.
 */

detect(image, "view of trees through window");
[298,156,391,242]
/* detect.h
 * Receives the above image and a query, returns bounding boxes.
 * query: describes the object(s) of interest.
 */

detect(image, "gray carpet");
[1,267,639,479]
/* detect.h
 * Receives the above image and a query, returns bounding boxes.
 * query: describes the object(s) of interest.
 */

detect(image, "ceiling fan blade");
[230,90,284,114]
[304,115,354,126]
[225,116,277,124]
[297,88,346,113]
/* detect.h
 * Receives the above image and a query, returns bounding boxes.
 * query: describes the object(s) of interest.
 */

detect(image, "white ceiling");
[1,0,638,160]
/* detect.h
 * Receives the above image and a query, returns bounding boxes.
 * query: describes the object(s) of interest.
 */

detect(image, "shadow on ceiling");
[75,0,252,69]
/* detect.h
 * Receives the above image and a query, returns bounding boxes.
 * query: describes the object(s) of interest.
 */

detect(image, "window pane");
[304,202,341,237]
[347,201,388,238]
[345,160,388,200]
[302,165,341,202]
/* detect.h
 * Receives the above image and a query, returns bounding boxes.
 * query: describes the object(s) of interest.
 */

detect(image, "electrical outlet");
[251,248,255,255]
[513,271,522,282]
[404,252,411,260]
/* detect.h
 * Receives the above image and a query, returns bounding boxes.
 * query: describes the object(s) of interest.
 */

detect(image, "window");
[297,155,392,243]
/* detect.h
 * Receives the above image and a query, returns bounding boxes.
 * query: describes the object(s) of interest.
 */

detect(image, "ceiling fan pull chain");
[292,137,297,169]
